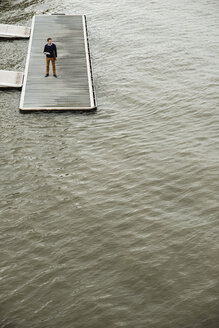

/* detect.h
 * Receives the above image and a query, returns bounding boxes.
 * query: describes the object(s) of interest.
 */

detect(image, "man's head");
[47,38,52,45]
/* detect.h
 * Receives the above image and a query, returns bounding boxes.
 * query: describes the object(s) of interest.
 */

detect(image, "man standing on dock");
[43,38,57,77]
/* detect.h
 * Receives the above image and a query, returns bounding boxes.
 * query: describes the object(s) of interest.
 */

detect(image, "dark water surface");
[0,0,219,327]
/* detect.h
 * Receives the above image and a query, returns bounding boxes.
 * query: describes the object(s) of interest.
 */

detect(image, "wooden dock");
[19,15,96,111]
[0,24,30,38]
[0,70,23,88]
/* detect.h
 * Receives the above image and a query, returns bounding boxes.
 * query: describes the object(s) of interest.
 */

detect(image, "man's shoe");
[45,74,49,77]
[53,74,57,78]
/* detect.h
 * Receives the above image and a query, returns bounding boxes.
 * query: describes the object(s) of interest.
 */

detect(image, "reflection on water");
[0,0,218,327]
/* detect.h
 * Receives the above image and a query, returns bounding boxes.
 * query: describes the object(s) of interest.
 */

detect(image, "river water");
[0,0,218,327]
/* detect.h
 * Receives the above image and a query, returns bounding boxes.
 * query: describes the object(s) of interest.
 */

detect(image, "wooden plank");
[19,15,96,111]
[0,24,30,38]
[0,70,23,88]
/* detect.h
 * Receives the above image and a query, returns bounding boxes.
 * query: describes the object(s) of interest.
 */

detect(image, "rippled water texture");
[0,0,219,327]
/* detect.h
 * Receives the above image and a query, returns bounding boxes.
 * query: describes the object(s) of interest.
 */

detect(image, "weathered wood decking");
[19,15,96,111]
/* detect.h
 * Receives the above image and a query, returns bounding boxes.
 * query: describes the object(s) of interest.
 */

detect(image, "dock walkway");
[20,15,96,111]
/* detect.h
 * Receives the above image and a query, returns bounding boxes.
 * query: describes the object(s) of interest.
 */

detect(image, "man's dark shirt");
[43,43,57,58]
